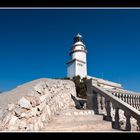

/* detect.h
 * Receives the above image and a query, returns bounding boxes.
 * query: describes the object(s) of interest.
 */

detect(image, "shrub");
[72,75,87,99]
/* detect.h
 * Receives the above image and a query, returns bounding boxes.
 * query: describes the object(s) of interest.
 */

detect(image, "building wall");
[75,60,87,78]
[67,62,76,78]
[72,51,86,62]
[87,75,122,89]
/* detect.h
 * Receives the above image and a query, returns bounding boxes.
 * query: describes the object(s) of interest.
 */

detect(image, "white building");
[66,33,87,79]
[67,33,122,89]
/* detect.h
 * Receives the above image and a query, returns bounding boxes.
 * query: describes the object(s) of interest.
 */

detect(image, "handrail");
[92,84,140,121]
[86,79,140,131]
[105,88,140,96]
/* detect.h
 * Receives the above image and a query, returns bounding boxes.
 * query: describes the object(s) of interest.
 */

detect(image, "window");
[77,63,83,67]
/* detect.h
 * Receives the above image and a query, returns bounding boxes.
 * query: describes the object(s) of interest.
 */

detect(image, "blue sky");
[0,9,140,92]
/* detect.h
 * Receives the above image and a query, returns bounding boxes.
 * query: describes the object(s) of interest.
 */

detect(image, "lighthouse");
[67,33,87,79]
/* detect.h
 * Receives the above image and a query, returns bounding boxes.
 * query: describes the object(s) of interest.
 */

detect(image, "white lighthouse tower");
[67,33,87,79]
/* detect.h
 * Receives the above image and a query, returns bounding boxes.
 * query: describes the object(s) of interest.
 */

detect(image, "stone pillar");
[124,112,131,131]
[136,96,139,109]
[137,120,140,131]
[100,96,106,114]
[90,91,102,114]
[120,94,124,101]
[138,96,140,110]
[132,95,135,108]
[86,79,94,110]
[103,99,112,121]
[128,95,130,105]
[123,94,127,103]
[129,95,132,106]
[86,79,102,114]
[113,107,120,129]
[126,94,128,104]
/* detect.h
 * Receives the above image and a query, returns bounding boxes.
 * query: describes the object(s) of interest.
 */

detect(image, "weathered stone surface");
[20,112,26,118]
[19,119,27,129]
[34,82,45,95]
[8,104,15,111]
[30,107,37,117]
[2,112,12,126]
[14,108,22,117]
[46,105,51,116]
[9,116,18,125]
[0,78,77,131]
[40,94,48,102]
[18,97,31,109]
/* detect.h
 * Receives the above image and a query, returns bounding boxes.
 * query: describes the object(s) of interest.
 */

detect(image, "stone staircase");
[42,108,115,132]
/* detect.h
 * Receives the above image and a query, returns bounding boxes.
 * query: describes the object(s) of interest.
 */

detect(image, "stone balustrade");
[105,88,140,111]
[86,79,140,131]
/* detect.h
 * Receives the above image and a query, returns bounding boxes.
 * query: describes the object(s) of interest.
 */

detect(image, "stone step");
[42,110,113,131]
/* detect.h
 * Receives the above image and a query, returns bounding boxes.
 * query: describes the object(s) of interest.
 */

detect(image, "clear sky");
[0,9,140,92]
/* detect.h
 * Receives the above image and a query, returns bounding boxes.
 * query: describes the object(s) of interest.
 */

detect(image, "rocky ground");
[0,78,139,132]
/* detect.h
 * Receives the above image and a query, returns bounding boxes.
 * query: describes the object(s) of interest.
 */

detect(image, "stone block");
[46,105,51,116]
[30,107,37,117]
[9,116,18,126]
[2,112,12,126]
[40,94,48,102]
[18,97,31,109]
[8,104,15,111]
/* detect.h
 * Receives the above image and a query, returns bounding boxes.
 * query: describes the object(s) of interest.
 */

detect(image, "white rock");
[79,111,84,115]
[30,107,37,117]
[73,112,78,115]
[8,125,18,131]
[87,111,91,115]
[91,111,94,115]
[14,108,22,116]
[40,94,47,102]
[44,88,50,94]
[34,82,44,94]
[19,119,27,129]
[29,124,33,131]
[9,116,18,125]
[40,113,46,122]
[83,111,87,115]
[8,104,15,111]
[18,97,31,109]
[65,112,71,116]
[2,112,12,126]
[34,120,39,131]
[20,113,26,118]
[38,102,46,112]
[46,105,51,116]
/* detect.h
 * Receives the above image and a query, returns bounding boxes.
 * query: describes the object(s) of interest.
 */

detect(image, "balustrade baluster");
[129,95,132,106]
[131,95,134,107]
[128,95,131,105]
[134,95,136,108]
[122,94,124,101]
[118,93,121,99]
[103,99,112,121]
[123,94,127,103]
[125,94,128,103]
[135,96,138,109]
[113,107,120,129]
[124,112,131,131]
[138,96,140,110]
[136,96,139,109]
